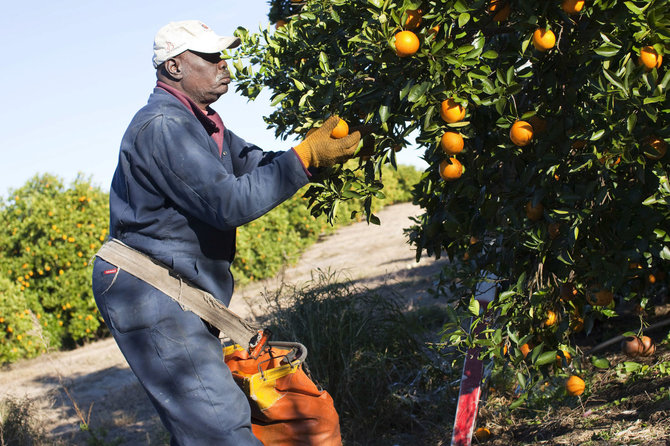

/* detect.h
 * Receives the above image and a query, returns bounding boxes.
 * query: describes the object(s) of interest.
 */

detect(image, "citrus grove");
[232,0,669,407]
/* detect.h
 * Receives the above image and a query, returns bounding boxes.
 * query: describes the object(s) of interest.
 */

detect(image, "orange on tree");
[525,201,544,221]
[556,350,572,365]
[489,0,510,22]
[275,19,287,29]
[428,25,440,39]
[509,120,533,146]
[639,46,663,70]
[440,131,464,155]
[394,30,420,57]
[404,9,422,30]
[439,158,463,181]
[644,137,667,160]
[548,222,560,239]
[519,343,532,358]
[543,310,557,327]
[440,98,466,123]
[330,119,349,139]
[566,375,585,396]
[588,289,613,306]
[532,28,556,52]
[562,0,584,15]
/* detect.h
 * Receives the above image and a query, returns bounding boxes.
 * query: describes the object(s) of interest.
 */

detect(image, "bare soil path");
[0,202,445,445]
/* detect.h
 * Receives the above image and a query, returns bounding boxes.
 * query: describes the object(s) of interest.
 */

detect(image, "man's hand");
[294,116,362,168]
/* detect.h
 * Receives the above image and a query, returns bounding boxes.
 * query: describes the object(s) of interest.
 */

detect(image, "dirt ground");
[0,202,447,445]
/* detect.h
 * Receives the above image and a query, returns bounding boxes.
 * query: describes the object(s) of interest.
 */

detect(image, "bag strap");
[96,238,263,349]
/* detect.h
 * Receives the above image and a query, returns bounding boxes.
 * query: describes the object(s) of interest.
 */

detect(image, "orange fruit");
[275,19,287,29]
[441,132,464,155]
[644,137,667,160]
[520,343,532,358]
[640,335,656,356]
[439,158,464,181]
[639,46,663,70]
[566,375,585,396]
[330,119,349,138]
[589,289,613,306]
[394,30,420,57]
[544,310,558,327]
[489,0,511,22]
[622,336,643,357]
[440,99,466,123]
[556,350,572,365]
[571,315,584,332]
[404,9,423,30]
[474,427,491,441]
[510,120,534,146]
[562,0,584,14]
[532,28,556,52]
[648,273,657,284]
[428,25,440,39]
[525,201,544,221]
[548,222,560,239]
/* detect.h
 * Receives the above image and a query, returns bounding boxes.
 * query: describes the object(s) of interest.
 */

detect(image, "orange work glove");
[293,116,362,168]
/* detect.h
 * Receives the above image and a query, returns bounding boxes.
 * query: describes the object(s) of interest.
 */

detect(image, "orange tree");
[0,174,109,360]
[232,0,669,402]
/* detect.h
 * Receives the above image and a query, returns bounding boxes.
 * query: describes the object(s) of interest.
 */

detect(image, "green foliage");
[0,174,109,359]
[235,0,670,400]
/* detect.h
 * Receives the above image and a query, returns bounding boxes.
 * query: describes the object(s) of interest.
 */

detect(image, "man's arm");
[225,129,285,176]
[142,114,309,231]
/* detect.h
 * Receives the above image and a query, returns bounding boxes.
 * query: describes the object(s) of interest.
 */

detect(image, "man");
[92,20,360,445]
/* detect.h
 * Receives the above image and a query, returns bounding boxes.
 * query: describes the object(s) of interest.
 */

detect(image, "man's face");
[175,50,232,108]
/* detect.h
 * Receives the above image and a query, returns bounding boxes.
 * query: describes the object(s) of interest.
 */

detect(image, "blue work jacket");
[109,88,309,306]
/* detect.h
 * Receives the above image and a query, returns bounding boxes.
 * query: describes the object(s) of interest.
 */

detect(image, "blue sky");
[0,0,426,197]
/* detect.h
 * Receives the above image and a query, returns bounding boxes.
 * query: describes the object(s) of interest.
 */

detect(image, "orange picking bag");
[223,342,342,446]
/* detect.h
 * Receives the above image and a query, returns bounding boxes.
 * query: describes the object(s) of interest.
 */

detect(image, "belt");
[96,238,268,354]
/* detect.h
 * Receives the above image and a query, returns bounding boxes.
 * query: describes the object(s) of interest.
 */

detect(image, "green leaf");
[468,298,480,316]
[535,350,558,366]
[624,1,644,14]
[482,50,498,59]
[603,69,627,93]
[270,93,288,107]
[379,103,390,124]
[509,393,527,410]
[627,113,637,133]
[458,13,470,28]
[408,82,431,102]
[590,129,605,141]
[516,372,526,389]
[594,44,621,57]
[591,357,611,369]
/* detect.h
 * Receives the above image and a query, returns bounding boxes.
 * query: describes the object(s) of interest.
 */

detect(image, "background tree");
[233,0,669,399]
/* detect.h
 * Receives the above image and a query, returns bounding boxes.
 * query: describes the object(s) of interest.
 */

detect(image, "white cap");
[153,20,241,68]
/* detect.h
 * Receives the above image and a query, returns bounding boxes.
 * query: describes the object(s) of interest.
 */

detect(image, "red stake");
[451,274,498,446]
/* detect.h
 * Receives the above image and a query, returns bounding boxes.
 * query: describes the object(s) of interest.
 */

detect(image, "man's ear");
[164,58,183,80]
